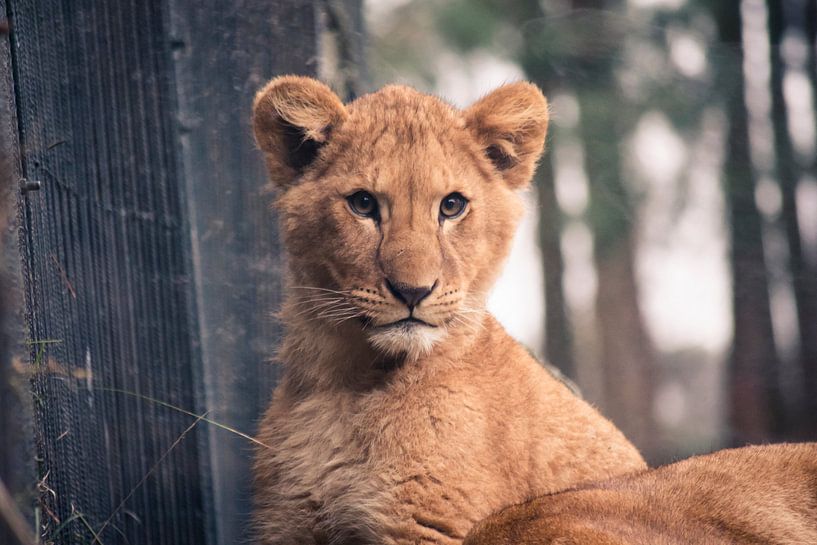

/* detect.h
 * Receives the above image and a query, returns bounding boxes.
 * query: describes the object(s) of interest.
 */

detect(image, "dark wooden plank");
[167,1,318,543]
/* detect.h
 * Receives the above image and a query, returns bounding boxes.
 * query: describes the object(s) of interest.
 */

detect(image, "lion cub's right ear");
[252,76,348,186]
[464,82,549,189]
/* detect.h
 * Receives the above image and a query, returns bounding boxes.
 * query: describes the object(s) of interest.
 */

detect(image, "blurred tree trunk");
[565,0,656,453]
[535,154,575,377]
[800,0,817,437]
[512,0,576,378]
[576,83,656,454]
[767,0,817,437]
[712,0,781,444]
[322,0,368,99]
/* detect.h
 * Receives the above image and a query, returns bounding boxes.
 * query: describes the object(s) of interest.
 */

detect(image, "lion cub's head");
[253,77,548,361]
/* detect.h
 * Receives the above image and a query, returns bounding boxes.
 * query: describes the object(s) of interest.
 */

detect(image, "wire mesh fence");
[10,1,207,542]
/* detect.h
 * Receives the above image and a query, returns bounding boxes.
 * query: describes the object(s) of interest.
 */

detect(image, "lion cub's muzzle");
[348,279,467,358]
[347,274,465,330]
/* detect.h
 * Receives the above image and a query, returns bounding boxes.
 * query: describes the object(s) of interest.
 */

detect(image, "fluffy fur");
[465,443,817,545]
[251,76,646,545]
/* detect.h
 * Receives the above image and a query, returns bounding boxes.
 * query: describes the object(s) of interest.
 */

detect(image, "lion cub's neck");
[276,302,486,395]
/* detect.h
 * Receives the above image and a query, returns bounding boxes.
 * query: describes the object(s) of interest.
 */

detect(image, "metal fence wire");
[10,1,206,543]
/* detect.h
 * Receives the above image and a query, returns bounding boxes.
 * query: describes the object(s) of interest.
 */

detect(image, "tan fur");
[251,76,646,545]
[465,443,817,545]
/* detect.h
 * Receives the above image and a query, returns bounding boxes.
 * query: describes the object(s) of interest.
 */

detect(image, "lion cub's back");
[466,316,646,495]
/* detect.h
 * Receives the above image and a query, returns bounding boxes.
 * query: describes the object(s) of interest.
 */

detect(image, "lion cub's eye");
[439,193,468,220]
[347,191,379,218]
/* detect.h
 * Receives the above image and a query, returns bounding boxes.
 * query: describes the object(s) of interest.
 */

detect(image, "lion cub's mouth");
[364,315,446,360]
[377,317,438,329]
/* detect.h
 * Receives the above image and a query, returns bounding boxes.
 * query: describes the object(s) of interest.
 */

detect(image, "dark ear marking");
[281,121,329,170]
[485,143,518,171]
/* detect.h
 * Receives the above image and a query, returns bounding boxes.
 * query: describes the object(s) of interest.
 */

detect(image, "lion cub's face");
[253,77,548,360]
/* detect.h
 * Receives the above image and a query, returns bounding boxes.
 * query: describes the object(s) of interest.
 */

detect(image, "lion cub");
[250,76,645,545]
[465,443,817,545]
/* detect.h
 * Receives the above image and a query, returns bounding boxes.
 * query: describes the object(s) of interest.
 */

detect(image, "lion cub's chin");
[366,321,447,362]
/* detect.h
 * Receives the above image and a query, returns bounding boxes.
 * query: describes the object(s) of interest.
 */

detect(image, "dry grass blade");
[98,388,271,450]
[94,413,206,541]
[74,509,105,545]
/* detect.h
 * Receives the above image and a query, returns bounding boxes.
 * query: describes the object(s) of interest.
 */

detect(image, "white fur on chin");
[366,323,446,362]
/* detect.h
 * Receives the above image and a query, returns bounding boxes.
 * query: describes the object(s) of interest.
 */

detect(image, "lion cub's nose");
[385,279,435,310]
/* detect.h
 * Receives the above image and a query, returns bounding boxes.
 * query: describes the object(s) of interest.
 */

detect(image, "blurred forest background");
[2,1,816,543]
[365,0,817,463]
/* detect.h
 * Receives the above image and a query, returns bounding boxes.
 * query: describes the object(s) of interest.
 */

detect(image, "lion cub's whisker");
[291,299,348,310]
[289,286,354,295]
[323,310,365,326]
[292,301,359,320]
[319,308,361,319]
[451,316,478,336]
[328,315,362,326]
[292,296,349,307]
[294,299,348,309]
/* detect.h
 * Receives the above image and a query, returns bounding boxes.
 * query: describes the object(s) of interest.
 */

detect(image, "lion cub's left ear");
[464,82,549,188]
[252,75,348,187]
